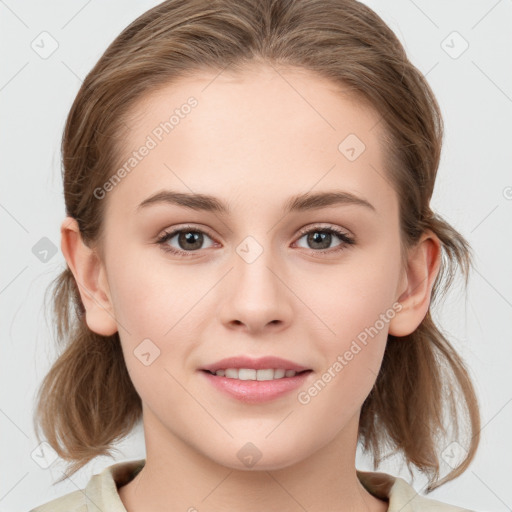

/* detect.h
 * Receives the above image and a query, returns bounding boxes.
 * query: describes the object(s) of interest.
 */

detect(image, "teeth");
[212,368,299,380]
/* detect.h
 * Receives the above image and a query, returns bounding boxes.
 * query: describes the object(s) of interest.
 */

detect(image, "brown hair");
[33,0,480,491]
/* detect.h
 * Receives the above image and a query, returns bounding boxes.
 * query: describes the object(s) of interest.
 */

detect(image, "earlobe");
[388,230,442,337]
[60,216,118,336]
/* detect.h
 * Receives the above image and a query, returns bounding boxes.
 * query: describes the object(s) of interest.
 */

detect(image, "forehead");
[105,64,396,220]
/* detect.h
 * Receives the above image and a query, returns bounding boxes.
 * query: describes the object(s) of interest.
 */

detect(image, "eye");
[156,225,217,256]
[294,225,355,255]
[155,224,355,257]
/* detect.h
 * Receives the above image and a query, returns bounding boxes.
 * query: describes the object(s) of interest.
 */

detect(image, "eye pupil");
[179,231,203,250]
[308,231,331,249]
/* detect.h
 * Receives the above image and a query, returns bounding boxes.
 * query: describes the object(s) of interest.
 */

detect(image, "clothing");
[29,458,475,512]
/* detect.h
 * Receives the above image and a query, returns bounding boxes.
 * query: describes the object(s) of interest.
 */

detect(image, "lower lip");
[200,370,313,403]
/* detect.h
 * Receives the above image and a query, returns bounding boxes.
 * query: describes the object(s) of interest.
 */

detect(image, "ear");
[60,216,118,336]
[388,229,442,337]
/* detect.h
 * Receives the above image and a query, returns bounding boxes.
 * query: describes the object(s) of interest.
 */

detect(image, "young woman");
[30,0,481,510]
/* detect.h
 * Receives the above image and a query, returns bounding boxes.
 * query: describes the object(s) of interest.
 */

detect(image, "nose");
[218,241,294,335]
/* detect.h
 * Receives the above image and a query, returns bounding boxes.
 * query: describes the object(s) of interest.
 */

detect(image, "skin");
[61,64,441,512]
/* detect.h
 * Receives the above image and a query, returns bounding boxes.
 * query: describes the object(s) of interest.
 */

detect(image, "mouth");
[201,368,313,380]
[199,368,314,403]
[200,355,312,376]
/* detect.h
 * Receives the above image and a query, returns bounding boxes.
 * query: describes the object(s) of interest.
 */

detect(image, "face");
[97,64,406,470]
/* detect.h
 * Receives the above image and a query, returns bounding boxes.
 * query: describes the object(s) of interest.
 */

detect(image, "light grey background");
[1,1,511,511]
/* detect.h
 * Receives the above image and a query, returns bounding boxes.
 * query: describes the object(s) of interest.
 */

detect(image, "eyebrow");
[136,189,376,215]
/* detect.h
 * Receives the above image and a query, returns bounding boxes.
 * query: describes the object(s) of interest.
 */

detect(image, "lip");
[200,355,311,373]
[199,369,313,404]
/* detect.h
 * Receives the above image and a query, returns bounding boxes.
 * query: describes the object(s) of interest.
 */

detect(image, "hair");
[33,0,480,491]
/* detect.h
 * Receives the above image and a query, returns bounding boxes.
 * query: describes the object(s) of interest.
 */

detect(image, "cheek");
[295,266,395,426]
[105,249,208,387]
[294,253,401,343]
[293,244,401,404]
[107,258,197,409]
[106,247,199,339]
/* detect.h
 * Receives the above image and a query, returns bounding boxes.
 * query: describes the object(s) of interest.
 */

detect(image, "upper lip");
[201,356,311,372]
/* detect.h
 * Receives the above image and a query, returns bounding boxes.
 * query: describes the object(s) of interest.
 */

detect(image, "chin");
[203,438,312,472]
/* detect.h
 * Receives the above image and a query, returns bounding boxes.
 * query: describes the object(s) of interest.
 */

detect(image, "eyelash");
[155,224,356,257]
